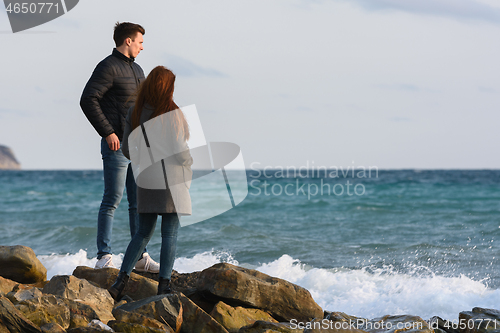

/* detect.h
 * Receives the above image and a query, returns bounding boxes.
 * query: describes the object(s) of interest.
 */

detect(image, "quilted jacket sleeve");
[80,61,115,138]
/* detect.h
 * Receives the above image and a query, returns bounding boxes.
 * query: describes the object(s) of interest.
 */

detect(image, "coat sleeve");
[170,120,193,167]
[80,61,115,138]
[122,107,134,160]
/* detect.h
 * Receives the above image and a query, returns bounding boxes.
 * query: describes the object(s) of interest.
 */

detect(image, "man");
[80,22,159,272]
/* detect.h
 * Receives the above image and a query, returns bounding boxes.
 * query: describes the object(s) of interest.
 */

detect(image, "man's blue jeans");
[97,138,146,259]
[120,213,180,279]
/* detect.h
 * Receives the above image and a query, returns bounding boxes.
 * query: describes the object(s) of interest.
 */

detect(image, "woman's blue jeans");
[120,213,180,279]
[97,138,146,259]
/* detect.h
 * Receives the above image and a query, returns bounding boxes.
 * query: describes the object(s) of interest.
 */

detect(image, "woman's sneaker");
[134,253,160,273]
[95,254,115,269]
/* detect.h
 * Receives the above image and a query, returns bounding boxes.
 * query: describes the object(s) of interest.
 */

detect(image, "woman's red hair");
[131,66,189,140]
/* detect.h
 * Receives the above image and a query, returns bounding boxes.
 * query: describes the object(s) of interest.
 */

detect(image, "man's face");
[128,32,144,58]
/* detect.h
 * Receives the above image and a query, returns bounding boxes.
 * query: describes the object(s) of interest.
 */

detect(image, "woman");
[108,66,192,300]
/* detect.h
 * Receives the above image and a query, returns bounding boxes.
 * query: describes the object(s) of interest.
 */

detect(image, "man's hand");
[106,133,120,151]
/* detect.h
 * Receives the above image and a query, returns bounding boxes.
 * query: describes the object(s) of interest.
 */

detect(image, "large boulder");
[459,308,500,333]
[196,263,323,322]
[73,266,157,301]
[0,245,47,284]
[210,301,278,333]
[0,295,41,333]
[42,275,114,324]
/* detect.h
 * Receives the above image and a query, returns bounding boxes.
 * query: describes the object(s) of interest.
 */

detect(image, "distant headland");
[0,145,21,170]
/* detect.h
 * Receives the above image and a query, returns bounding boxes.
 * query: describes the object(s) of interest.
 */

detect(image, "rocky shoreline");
[0,245,499,333]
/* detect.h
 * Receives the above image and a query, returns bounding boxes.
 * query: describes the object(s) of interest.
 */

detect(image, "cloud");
[376,83,420,91]
[336,0,500,23]
[478,86,497,93]
[0,108,30,118]
[389,116,412,122]
[164,54,227,78]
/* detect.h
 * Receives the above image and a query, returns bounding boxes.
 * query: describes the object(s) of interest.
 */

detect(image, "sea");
[1,169,499,321]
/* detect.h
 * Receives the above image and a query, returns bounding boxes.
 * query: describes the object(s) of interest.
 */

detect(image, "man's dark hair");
[113,22,145,47]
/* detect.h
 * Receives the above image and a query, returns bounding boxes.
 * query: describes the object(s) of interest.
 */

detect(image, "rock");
[0,145,21,170]
[112,308,172,332]
[42,275,114,324]
[114,294,179,333]
[7,285,43,303]
[72,266,157,301]
[357,315,432,333]
[16,295,71,329]
[179,292,230,333]
[107,321,166,333]
[116,292,229,333]
[62,298,101,329]
[40,322,67,333]
[210,301,278,332]
[185,290,218,314]
[171,270,201,294]
[16,295,100,330]
[238,320,304,333]
[196,263,323,322]
[0,245,47,284]
[0,276,20,294]
[459,308,500,333]
[0,295,41,333]
[428,316,460,333]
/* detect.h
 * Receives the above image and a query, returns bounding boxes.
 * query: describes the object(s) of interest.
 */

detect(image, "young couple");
[80,22,192,299]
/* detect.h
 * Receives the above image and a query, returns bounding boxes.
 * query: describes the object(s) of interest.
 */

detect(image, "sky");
[1,0,500,170]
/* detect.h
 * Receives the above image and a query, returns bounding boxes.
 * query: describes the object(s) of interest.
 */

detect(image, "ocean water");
[1,169,500,320]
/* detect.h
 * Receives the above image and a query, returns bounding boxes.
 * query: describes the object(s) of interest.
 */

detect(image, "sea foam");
[38,251,500,321]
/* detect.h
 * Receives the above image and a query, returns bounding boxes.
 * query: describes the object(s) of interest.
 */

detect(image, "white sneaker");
[94,254,115,269]
[134,253,160,273]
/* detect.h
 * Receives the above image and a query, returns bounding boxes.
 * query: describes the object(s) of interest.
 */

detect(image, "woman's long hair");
[131,66,190,140]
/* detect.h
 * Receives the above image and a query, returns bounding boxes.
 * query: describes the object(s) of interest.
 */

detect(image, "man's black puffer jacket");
[80,48,146,141]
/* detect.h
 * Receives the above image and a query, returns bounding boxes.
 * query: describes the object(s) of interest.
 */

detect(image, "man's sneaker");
[135,253,160,273]
[95,254,115,269]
